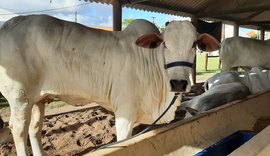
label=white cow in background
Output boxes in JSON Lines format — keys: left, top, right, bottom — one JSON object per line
{"left": 220, "top": 36, "right": 270, "bottom": 71}
{"left": 205, "top": 67, "right": 270, "bottom": 94}
{"left": 0, "top": 15, "right": 219, "bottom": 156}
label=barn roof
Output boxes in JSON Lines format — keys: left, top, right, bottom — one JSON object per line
{"left": 89, "top": 0, "right": 270, "bottom": 30}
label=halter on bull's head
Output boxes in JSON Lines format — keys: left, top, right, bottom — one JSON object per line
{"left": 136, "top": 21, "right": 220, "bottom": 93}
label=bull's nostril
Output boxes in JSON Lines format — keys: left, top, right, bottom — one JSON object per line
{"left": 180, "top": 80, "right": 188, "bottom": 90}
{"left": 170, "top": 80, "right": 188, "bottom": 92}
{"left": 170, "top": 80, "right": 177, "bottom": 89}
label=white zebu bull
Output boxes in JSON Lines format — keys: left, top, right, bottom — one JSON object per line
{"left": 220, "top": 36, "right": 270, "bottom": 71}
{"left": 205, "top": 67, "right": 270, "bottom": 94}
{"left": 0, "top": 15, "right": 219, "bottom": 156}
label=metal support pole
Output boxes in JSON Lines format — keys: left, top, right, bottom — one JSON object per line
{"left": 219, "top": 23, "right": 225, "bottom": 69}
{"left": 205, "top": 53, "right": 208, "bottom": 71}
{"left": 221, "top": 23, "right": 225, "bottom": 41}
{"left": 260, "top": 27, "right": 265, "bottom": 40}
{"left": 113, "top": 0, "right": 122, "bottom": 31}
{"left": 233, "top": 22, "right": 239, "bottom": 37}
{"left": 191, "top": 16, "right": 198, "bottom": 85}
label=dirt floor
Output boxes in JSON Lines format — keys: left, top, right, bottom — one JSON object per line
{"left": 0, "top": 105, "right": 183, "bottom": 156}
{"left": 0, "top": 106, "right": 117, "bottom": 156}
{"left": 0, "top": 105, "right": 187, "bottom": 156}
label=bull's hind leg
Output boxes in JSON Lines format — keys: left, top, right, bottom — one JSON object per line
{"left": 29, "top": 102, "right": 45, "bottom": 156}
{"left": 8, "top": 89, "right": 34, "bottom": 156}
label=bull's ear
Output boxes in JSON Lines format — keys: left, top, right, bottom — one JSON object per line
{"left": 197, "top": 33, "right": 220, "bottom": 52}
{"left": 136, "top": 32, "right": 163, "bottom": 49}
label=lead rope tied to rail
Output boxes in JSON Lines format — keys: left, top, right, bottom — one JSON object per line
{"left": 96, "top": 92, "right": 180, "bottom": 150}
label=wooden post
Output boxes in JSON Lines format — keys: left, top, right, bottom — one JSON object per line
{"left": 260, "top": 27, "right": 265, "bottom": 40}
{"left": 233, "top": 22, "right": 239, "bottom": 37}
{"left": 219, "top": 23, "right": 225, "bottom": 69}
{"left": 221, "top": 23, "right": 225, "bottom": 41}
{"left": 113, "top": 0, "right": 122, "bottom": 31}
{"left": 205, "top": 53, "right": 208, "bottom": 71}
{"left": 191, "top": 16, "right": 198, "bottom": 84}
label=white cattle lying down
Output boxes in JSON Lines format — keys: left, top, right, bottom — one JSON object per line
{"left": 181, "top": 83, "right": 250, "bottom": 118}
{"left": 205, "top": 67, "right": 270, "bottom": 94}
{"left": 0, "top": 15, "right": 219, "bottom": 155}
{"left": 220, "top": 36, "right": 270, "bottom": 71}
{"left": 181, "top": 66, "right": 270, "bottom": 118}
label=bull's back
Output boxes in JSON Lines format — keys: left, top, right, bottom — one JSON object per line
{"left": 0, "top": 15, "right": 73, "bottom": 63}
{"left": 0, "top": 15, "right": 117, "bottom": 102}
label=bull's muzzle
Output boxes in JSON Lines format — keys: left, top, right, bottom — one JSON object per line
{"left": 170, "top": 80, "right": 188, "bottom": 92}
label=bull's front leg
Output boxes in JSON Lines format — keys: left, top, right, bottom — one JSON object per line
{"left": 8, "top": 90, "right": 34, "bottom": 156}
{"left": 114, "top": 103, "right": 137, "bottom": 141}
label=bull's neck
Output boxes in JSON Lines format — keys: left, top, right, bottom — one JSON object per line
{"left": 138, "top": 46, "right": 171, "bottom": 101}
{"left": 143, "top": 48, "right": 180, "bottom": 123}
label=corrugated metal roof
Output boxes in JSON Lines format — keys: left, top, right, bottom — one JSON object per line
{"left": 88, "top": 0, "right": 270, "bottom": 30}
{"left": 89, "top": 0, "right": 113, "bottom": 5}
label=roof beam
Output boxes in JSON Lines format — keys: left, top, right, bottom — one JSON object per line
{"left": 240, "top": 21, "right": 270, "bottom": 25}
{"left": 205, "top": 15, "right": 239, "bottom": 23}
{"left": 241, "top": 11, "right": 265, "bottom": 22}
{"left": 197, "top": 5, "right": 270, "bottom": 18}
{"left": 195, "top": 0, "right": 220, "bottom": 13}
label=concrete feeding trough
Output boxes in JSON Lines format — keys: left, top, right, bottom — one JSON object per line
{"left": 87, "top": 89, "right": 270, "bottom": 156}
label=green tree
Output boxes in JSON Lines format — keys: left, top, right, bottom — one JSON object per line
{"left": 159, "top": 26, "right": 165, "bottom": 32}
{"left": 250, "top": 34, "right": 258, "bottom": 39}
{"left": 122, "top": 18, "right": 135, "bottom": 27}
